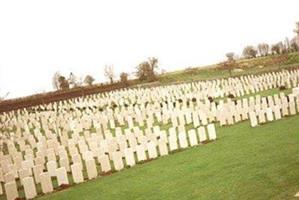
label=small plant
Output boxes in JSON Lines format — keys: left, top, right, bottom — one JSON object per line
{"left": 279, "top": 86, "right": 286, "bottom": 91}
{"left": 227, "top": 94, "right": 235, "bottom": 99}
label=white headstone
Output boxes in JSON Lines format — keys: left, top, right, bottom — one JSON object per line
{"left": 147, "top": 141, "right": 158, "bottom": 159}
{"left": 22, "top": 176, "right": 37, "bottom": 199}
{"left": 32, "top": 164, "right": 43, "bottom": 184}
{"left": 249, "top": 111, "right": 258, "bottom": 127}
{"left": 98, "top": 155, "right": 111, "bottom": 173}
{"left": 4, "top": 181, "right": 18, "bottom": 200}
{"left": 188, "top": 129, "right": 198, "bottom": 146}
{"left": 85, "top": 159, "right": 98, "bottom": 180}
{"left": 265, "top": 108, "right": 274, "bottom": 122}
{"left": 40, "top": 172, "right": 54, "bottom": 194}
{"left": 197, "top": 127, "right": 207, "bottom": 142}
{"left": 168, "top": 135, "right": 178, "bottom": 151}
{"left": 46, "top": 160, "right": 57, "bottom": 177}
{"left": 158, "top": 140, "right": 169, "bottom": 156}
{"left": 124, "top": 148, "right": 136, "bottom": 167}
{"left": 136, "top": 145, "right": 147, "bottom": 162}
{"left": 178, "top": 131, "right": 188, "bottom": 148}
{"left": 71, "top": 163, "right": 84, "bottom": 184}
{"left": 56, "top": 167, "right": 69, "bottom": 186}
{"left": 207, "top": 124, "right": 217, "bottom": 140}
{"left": 112, "top": 152, "right": 124, "bottom": 171}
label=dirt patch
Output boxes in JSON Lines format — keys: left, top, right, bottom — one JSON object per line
{"left": 100, "top": 171, "right": 114, "bottom": 176}
{"left": 56, "top": 184, "right": 70, "bottom": 191}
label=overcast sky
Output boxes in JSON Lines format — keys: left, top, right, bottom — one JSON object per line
{"left": 0, "top": 0, "right": 299, "bottom": 98}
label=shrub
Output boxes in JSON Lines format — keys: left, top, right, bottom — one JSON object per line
{"left": 227, "top": 94, "right": 235, "bottom": 98}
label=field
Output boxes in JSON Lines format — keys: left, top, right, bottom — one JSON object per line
{"left": 2, "top": 53, "right": 299, "bottom": 200}
{"left": 34, "top": 115, "right": 299, "bottom": 200}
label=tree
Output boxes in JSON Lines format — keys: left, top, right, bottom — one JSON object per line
{"left": 294, "top": 22, "right": 299, "bottom": 47}
{"left": 290, "top": 38, "right": 299, "bottom": 51}
{"left": 120, "top": 72, "right": 129, "bottom": 86}
{"left": 293, "top": 22, "right": 299, "bottom": 36}
{"left": 104, "top": 65, "right": 115, "bottom": 84}
{"left": 284, "top": 37, "right": 291, "bottom": 52}
{"left": 242, "top": 46, "right": 257, "bottom": 58}
{"left": 271, "top": 43, "right": 281, "bottom": 55}
{"left": 136, "top": 57, "right": 159, "bottom": 81}
{"left": 84, "top": 75, "right": 95, "bottom": 86}
{"left": 277, "top": 41, "right": 286, "bottom": 54}
{"left": 257, "top": 43, "right": 269, "bottom": 56}
{"left": 52, "top": 72, "right": 61, "bottom": 90}
{"left": 148, "top": 57, "right": 158, "bottom": 72}
{"left": 225, "top": 52, "right": 235, "bottom": 61}
{"left": 68, "top": 72, "right": 79, "bottom": 88}
{"left": 0, "top": 92, "right": 9, "bottom": 101}
{"left": 219, "top": 52, "right": 236, "bottom": 76}
{"left": 58, "top": 75, "right": 69, "bottom": 90}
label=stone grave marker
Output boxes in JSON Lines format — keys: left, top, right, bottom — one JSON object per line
{"left": 4, "top": 181, "right": 18, "bottom": 200}
{"left": 188, "top": 129, "right": 198, "bottom": 146}
{"left": 40, "top": 172, "right": 54, "bottom": 194}
{"left": 207, "top": 124, "right": 217, "bottom": 140}
{"left": 197, "top": 126, "right": 207, "bottom": 142}
{"left": 71, "top": 163, "right": 84, "bottom": 184}
{"left": 56, "top": 167, "right": 69, "bottom": 186}
{"left": 85, "top": 159, "right": 98, "bottom": 180}
{"left": 22, "top": 176, "right": 37, "bottom": 199}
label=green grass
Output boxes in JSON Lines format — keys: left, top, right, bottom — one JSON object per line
{"left": 158, "top": 51, "right": 299, "bottom": 84}
{"left": 33, "top": 115, "right": 299, "bottom": 200}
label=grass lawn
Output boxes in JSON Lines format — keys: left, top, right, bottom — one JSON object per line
{"left": 158, "top": 52, "right": 299, "bottom": 84}
{"left": 34, "top": 115, "right": 299, "bottom": 200}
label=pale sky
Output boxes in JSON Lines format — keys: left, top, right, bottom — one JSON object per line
{"left": 0, "top": 0, "right": 299, "bottom": 98}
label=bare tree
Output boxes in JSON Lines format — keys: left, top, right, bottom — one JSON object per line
{"left": 84, "top": 75, "right": 95, "bottom": 86}
{"left": 242, "top": 46, "right": 257, "bottom": 58}
{"left": 148, "top": 57, "right": 158, "bottom": 73}
{"left": 271, "top": 43, "right": 281, "bottom": 55}
{"left": 68, "top": 72, "right": 79, "bottom": 88}
{"left": 257, "top": 43, "right": 269, "bottom": 56}
{"left": 277, "top": 41, "right": 286, "bottom": 54}
{"left": 219, "top": 52, "right": 236, "bottom": 76}
{"left": 52, "top": 71, "right": 61, "bottom": 90}
{"left": 0, "top": 92, "right": 9, "bottom": 101}
{"left": 104, "top": 65, "right": 115, "bottom": 84}
{"left": 120, "top": 72, "right": 129, "bottom": 86}
{"left": 136, "top": 57, "right": 159, "bottom": 81}
{"left": 294, "top": 22, "right": 299, "bottom": 47}
{"left": 284, "top": 37, "right": 291, "bottom": 52}
{"left": 290, "top": 38, "right": 299, "bottom": 51}
{"left": 293, "top": 22, "right": 299, "bottom": 36}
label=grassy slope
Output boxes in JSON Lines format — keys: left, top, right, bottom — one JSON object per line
{"left": 158, "top": 52, "right": 299, "bottom": 84}
{"left": 34, "top": 115, "right": 299, "bottom": 200}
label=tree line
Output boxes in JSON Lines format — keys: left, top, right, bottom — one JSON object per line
{"left": 52, "top": 57, "right": 159, "bottom": 90}
{"left": 242, "top": 22, "right": 299, "bottom": 59}
{"left": 52, "top": 22, "right": 299, "bottom": 91}
{"left": 219, "top": 22, "right": 299, "bottom": 74}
